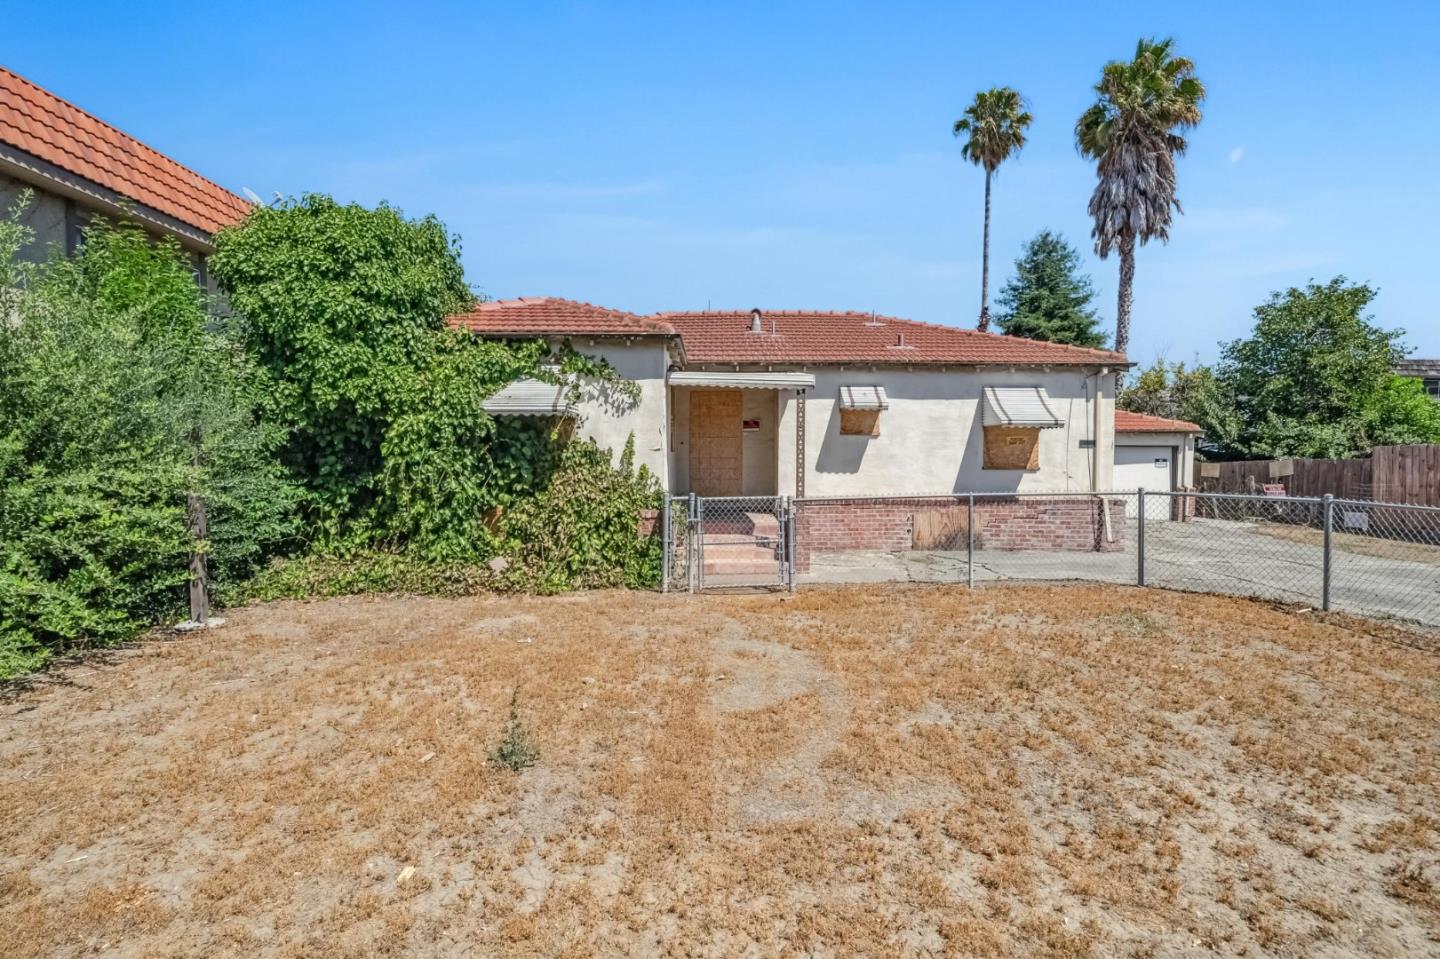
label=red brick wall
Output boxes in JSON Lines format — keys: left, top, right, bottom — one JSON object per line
{"left": 793, "top": 496, "right": 1128, "bottom": 572}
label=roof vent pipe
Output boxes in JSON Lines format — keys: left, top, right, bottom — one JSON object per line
{"left": 750, "top": 308, "right": 763, "bottom": 333}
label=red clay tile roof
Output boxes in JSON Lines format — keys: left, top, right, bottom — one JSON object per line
{"left": 0, "top": 65, "right": 251, "bottom": 236}
{"left": 658, "top": 310, "right": 1127, "bottom": 366}
{"left": 1115, "top": 410, "right": 1202, "bottom": 434}
{"left": 448, "top": 297, "right": 677, "bottom": 337}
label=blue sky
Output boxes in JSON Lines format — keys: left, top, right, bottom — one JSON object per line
{"left": 9, "top": 1, "right": 1440, "bottom": 364}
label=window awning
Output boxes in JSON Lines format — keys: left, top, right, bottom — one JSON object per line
{"left": 667, "top": 371, "right": 816, "bottom": 390}
{"left": 838, "top": 385, "right": 889, "bottom": 410}
{"left": 483, "top": 378, "right": 576, "bottom": 417}
{"left": 981, "top": 386, "right": 1064, "bottom": 428}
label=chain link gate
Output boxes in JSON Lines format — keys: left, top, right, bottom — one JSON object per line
{"left": 663, "top": 495, "right": 794, "bottom": 592}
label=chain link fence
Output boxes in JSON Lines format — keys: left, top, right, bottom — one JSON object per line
{"left": 662, "top": 489, "right": 1440, "bottom": 629}
{"left": 664, "top": 495, "right": 791, "bottom": 591}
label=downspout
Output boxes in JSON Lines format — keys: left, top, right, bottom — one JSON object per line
{"left": 1094, "top": 367, "right": 1114, "bottom": 544}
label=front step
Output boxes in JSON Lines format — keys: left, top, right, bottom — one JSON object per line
{"left": 702, "top": 540, "right": 782, "bottom": 577}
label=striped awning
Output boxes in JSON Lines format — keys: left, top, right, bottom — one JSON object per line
{"left": 981, "top": 386, "right": 1063, "bottom": 428}
{"left": 483, "top": 378, "right": 576, "bottom": 417}
{"left": 667, "top": 371, "right": 816, "bottom": 390}
{"left": 838, "top": 385, "right": 889, "bottom": 410}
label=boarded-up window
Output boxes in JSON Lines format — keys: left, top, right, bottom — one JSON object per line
{"left": 983, "top": 426, "right": 1040, "bottom": 470}
{"left": 839, "top": 408, "right": 881, "bottom": 436}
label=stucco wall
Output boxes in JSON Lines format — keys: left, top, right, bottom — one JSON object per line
{"left": 740, "top": 389, "right": 779, "bottom": 495}
{"left": 567, "top": 340, "right": 671, "bottom": 487}
{"left": 774, "top": 367, "right": 1117, "bottom": 498}
{"left": 1116, "top": 431, "right": 1196, "bottom": 488}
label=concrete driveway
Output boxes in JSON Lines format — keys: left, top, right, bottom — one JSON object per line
{"left": 799, "top": 517, "right": 1440, "bottom": 628}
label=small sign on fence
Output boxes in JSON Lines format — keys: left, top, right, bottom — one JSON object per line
{"left": 1261, "top": 483, "right": 1287, "bottom": 497}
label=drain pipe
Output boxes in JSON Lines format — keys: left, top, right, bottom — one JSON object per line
{"left": 1094, "top": 367, "right": 1114, "bottom": 544}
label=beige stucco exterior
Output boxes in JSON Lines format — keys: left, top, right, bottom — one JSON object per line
{"left": 665, "top": 365, "right": 1119, "bottom": 497}
{"left": 1114, "top": 430, "right": 1197, "bottom": 491}
{"left": 562, "top": 339, "right": 673, "bottom": 488}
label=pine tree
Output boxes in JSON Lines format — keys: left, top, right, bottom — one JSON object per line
{"left": 995, "top": 231, "right": 1107, "bottom": 348}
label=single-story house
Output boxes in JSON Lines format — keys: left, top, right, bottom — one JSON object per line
{"left": 0, "top": 65, "right": 249, "bottom": 289}
{"left": 449, "top": 297, "right": 1158, "bottom": 500}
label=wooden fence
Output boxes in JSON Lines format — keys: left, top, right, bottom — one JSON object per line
{"left": 1194, "top": 444, "right": 1440, "bottom": 506}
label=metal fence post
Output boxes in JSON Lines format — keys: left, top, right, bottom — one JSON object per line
{"left": 691, "top": 492, "right": 702, "bottom": 590}
{"left": 660, "top": 496, "right": 671, "bottom": 594}
{"left": 1322, "top": 493, "right": 1333, "bottom": 611}
{"left": 786, "top": 496, "right": 797, "bottom": 593}
{"left": 966, "top": 493, "right": 975, "bottom": 589}
{"left": 1136, "top": 488, "right": 1146, "bottom": 587}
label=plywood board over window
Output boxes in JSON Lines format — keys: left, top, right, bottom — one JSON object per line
{"left": 983, "top": 426, "right": 1041, "bottom": 470}
{"left": 839, "top": 408, "right": 881, "bottom": 436}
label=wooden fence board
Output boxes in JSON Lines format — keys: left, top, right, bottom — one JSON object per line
{"left": 1195, "top": 444, "right": 1438, "bottom": 505}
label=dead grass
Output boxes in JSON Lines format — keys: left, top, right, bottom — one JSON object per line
{"left": 3, "top": 584, "right": 1439, "bottom": 957}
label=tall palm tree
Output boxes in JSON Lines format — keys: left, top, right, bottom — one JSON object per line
{"left": 1076, "top": 37, "right": 1205, "bottom": 355}
{"left": 954, "top": 87, "right": 1032, "bottom": 332}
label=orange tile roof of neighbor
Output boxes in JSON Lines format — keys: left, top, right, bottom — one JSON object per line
{"left": 448, "top": 298, "right": 678, "bottom": 336}
{"left": 1114, "top": 410, "right": 1203, "bottom": 434}
{"left": 657, "top": 310, "right": 1128, "bottom": 366}
{"left": 0, "top": 65, "right": 251, "bottom": 236}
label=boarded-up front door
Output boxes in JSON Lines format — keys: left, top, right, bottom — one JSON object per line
{"left": 688, "top": 390, "right": 742, "bottom": 496}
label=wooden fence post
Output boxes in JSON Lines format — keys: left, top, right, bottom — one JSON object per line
{"left": 187, "top": 493, "right": 209, "bottom": 623}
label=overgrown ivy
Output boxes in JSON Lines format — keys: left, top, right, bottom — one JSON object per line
{"left": 209, "top": 194, "right": 642, "bottom": 564}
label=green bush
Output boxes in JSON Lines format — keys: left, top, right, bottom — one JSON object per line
{"left": 0, "top": 204, "right": 298, "bottom": 676}
{"left": 497, "top": 436, "right": 663, "bottom": 592}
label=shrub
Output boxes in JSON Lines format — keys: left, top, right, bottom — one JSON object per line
{"left": 497, "top": 436, "right": 663, "bottom": 593}
{"left": 0, "top": 203, "right": 297, "bottom": 676}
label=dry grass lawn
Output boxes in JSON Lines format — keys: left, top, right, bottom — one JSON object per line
{"left": 3, "top": 584, "right": 1439, "bottom": 957}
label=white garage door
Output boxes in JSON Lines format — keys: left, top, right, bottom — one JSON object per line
{"left": 1114, "top": 445, "right": 1175, "bottom": 516}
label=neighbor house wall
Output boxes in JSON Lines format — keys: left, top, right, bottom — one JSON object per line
{"left": 1, "top": 170, "right": 73, "bottom": 265}
{"left": 566, "top": 339, "right": 671, "bottom": 487}
{"left": 774, "top": 366, "right": 1116, "bottom": 498}
{"left": 1, "top": 170, "right": 221, "bottom": 296}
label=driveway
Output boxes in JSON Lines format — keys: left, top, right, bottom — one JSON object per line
{"left": 800, "top": 517, "right": 1440, "bottom": 627}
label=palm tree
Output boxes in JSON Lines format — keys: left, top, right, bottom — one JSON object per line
{"left": 1076, "top": 37, "right": 1205, "bottom": 355}
{"left": 954, "top": 87, "right": 1032, "bottom": 332}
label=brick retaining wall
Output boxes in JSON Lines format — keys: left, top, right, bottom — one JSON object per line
{"left": 793, "top": 496, "right": 1127, "bottom": 573}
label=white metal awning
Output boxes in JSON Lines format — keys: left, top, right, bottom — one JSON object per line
{"left": 482, "top": 378, "right": 576, "bottom": 417}
{"left": 838, "top": 385, "right": 889, "bottom": 410}
{"left": 667, "top": 371, "right": 816, "bottom": 390}
{"left": 981, "top": 386, "right": 1063, "bottom": 428}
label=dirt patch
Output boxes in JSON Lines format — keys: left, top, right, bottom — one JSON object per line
{"left": 3, "top": 585, "right": 1439, "bottom": 956}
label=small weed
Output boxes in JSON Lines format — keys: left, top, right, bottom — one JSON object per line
{"left": 491, "top": 689, "right": 539, "bottom": 772}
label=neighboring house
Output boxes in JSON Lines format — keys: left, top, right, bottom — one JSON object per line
{"left": 449, "top": 297, "right": 1133, "bottom": 498}
{"left": 0, "top": 65, "right": 249, "bottom": 287}
{"left": 1394, "top": 359, "right": 1440, "bottom": 400}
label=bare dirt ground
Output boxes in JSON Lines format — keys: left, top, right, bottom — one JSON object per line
{"left": 3, "top": 585, "right": 1439, "bottom": 958}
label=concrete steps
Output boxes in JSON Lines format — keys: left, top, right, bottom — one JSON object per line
{"left": 701, "top": 512, "right": 783, "bottom": 578}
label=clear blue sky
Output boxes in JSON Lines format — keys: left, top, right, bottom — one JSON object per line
{"left": 9, "top": 1, "right": 1440, "bottom": 364}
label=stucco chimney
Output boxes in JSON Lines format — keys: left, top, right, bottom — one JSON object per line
{"left": 750, "top": 308, "right": 763, "bottom": 333}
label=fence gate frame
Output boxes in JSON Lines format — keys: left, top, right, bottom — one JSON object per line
{"left": 663, "top": 495, "right": 794, "bottom": 593}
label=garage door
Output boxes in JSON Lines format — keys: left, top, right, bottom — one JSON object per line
{"left": 1114, "top": 445, "right": 1175, "bottom": 517}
